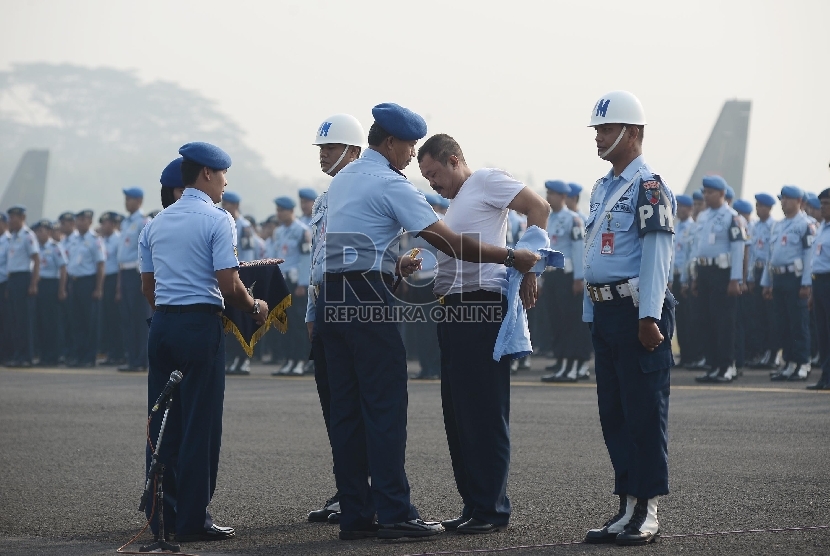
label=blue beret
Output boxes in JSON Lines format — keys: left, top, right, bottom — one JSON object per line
{"left": 274, "top": 196, "right": 296, "bottom": 210}
{"left": 371, "top": 103, "right": 427, "bottom": 141}
{"left": 31, "top": 218, "right": 51, "bottom": 230}
{"left": 567, "top": 182, "right": 583, "bottom": 196}
{"left": 725, "top": 185, "right": 735, "bottom": 201}
{"left": 298, "top": 188, "right": 318, "bottom": 201}
{"left": 6, "top": 205, "right": 26, "bottom": 215}
{"left": 806, "top": 192, "right": 820, "bottom": 210}
{"left": 702, "top": 175, "right": 728, "bottom": 191}
{"left": 754, "top": 193, "right": 776, "bottom": 207}
{"left": 733, "top": 199, "right": 753, "bottom": 215}
{"left": 58, "top": 212, "right": 75, "bottom": 222}
{"left": 178, "top": 142, "right": 232, "bottom": 170}
{"left": 544, "top": 180, "right": 571, "bottom": 194}
{"left": 0, "top": 213, "right": 7, "bottom": 223}
{"left": 75, "top": 209, "right": 93, "bottom": 219}
{"left": 122, "top": 187, "right": 144, "bottom": 199}
{"left": 222, "top": 191, "right": 241, "bottom": 204}
{"left": 779, "top": 185, "right": 804, "bottom": 200}
{"left": 692, "top": 190, "right": 703, "bottom": 201}
{"left": 160, "top": 157, "right": 184, "bottom": 189}
{"left": 676, "top": 194, "right": 693, "bottom": 207}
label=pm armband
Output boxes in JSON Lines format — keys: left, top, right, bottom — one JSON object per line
{"left": 635, "top": 177, "right": 674, "bottom": 237}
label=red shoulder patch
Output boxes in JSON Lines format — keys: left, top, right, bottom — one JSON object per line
{"left": 642, "top": 180, "right": 660, "bottom": 190}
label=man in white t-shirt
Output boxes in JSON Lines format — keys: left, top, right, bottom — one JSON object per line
{"left": 417, "top": 134, "right": 550, "bottom": 534}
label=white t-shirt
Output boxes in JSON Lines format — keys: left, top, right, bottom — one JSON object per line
{"left": 433, "top": 168, "right": 525, "bottom": 295}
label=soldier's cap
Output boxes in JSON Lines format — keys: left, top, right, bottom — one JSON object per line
{"left": 544, "top": 180, "right": 571, "bottom": 194}
{"left": 692, "top": 190, "right": 704, "bottom": 201}
{"left": 6, "top": 205, "right": 26, "bottom": 216}
{"left": 567, "top": 183, "right": 583, "bottom": 197}
{"left": 371, "top": 103, "right": 427, "bottom": 141}
{"left": 0, "top": 213, "right": 7, "bottom": 223}
{"left": 75, "top": 209, "right": 94, "bottom": 219}
{"left": 122, "top": 187, "right": 144, "bottom": 199}
{"left": 114, "top": 213, "right": 124, "bottom": 223}
{"left": 99, "top": 211, "right": 119, "bottom": 223}
{"left": 160, "top": 157, "right": 184, "bottom": 189}
{"left": 31, "top": 219, "right": 52, "bottom": 230}
{"left": 806, "top": 192, "right": 820, "bottom": 210}
{"left": 58, "top": 211, "right": 75, "bottom": 222}
{"left": 222, "top": 191, "right": 241, "bottom": 204}
{"left": 725, "top": 185, "right": 735, "bottom": 201}
{"left": 733, "top": 199, "right": 753, "bottom": 215}
{"left": 702, "top": 175, "right": 728, "bottom": 191}
{"left": 818, "top": 188, "right": 830, "bottom": 201}
{"left": 676, "top": 194, "right": 693, "bottom": 207}
{"left": 274, "top": 196, "right": 296, "bottom": 210}
{"left": 298, "top": 187, "right": 318, "bottom": 201}
{"left": 778, "top": 185, "right": 804, "bottom": 200}
{"left": 754, "top": 193, "right": 776, "bottom": 207}
{"left": 178, "top": 142, "right": 232, "bottom": 170}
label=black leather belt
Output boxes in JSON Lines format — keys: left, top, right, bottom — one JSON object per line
{"left": 156, "top": 304, "right": 222, "bottom": 315}
{"left": 324, "top": 271, "right": 394, "bottom": 285}
{"left": 813, "top": 272, "right": 830, "bottom": 282}
{"left": 436, "top": 289, "right": 503, "bottom": 305}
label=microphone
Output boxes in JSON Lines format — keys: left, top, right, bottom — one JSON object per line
{"left": 151, "top": 371, "right": 183, "bottom": 413}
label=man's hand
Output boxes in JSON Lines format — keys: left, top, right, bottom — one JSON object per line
{"left": 519, "top": 273, "right": 537, "bottom": 309}
{"left": 58, "top": 289, "right": 67, "bottom": 301}
{"left": 638, "top": 318, "right": 664, "bottom": 352}
{"left": 572, "top": 278, "right": 584, "bottom": 297}
{"left": 294, "top": 285, "right": 307, "bottom": 297}
{"left": 306, "top": 321, "right": 314, "bottom": 342}
{"left": 763, "top": 286, "right": 773, "bottom": 300}
{"left": 799, "top": 286, "right": 811, "bottom": 300}
{"left": 397, "top": 255, "right": 422, "bottom": 278}
{"left": 747, "top": 281, "right": 755, "bottom": 293}
{"left": 28, "top": 283, "right": 37, "bottom": 296}
{"left": 114, "top": 288, "right": 121, "bottom": 302}
{"left": 513, "top": 248, "right": 541, "bottom": 274}
{"left": 727, "top": 280, "right": 742, "bottom": 296}
{"left": 92, "top": 288, "right": 103, "bottom": 300}
{"left": 251, "top": 299, "right": 269, "bottom": 326}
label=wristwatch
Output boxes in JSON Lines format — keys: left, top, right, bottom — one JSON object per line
{"left": 504, "top": 247, "right": 515, "bottom": 268}
{"left": 250, "top": 299, "right": 261, "bottom": 315}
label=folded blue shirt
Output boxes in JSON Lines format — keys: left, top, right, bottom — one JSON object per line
{"left": 493, "top": 226, "right": 564, "bottom": 361}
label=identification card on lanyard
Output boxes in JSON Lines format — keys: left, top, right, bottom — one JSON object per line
{"left": 601, "top": 214, "right": 614, "bottom": 255}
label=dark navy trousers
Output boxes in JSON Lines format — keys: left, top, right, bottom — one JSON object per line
{"left": 437, "top": 299, "right": 511, "bottom": 526}
{"left": 35, "top": 278, "right": 62, "bottom": 365}
{"left": 146, "top": 309, "right": 225, "bottom": 536}
{"left": 310, "top": 321, "right": 337, "bottom": 483}
{"left": 317, "top": 277, "right": 419, "bottom": 531}
{"left": 812, "top": 275, "right": 830, "bottom": 383}
{"left": 101, "top": 273, "right": 123, "bottom": 361}
{"left": 120, "top": 270, "right": 149, "bottom": 368}
{"left": 772, "top": 272, "right": 810, "bottom": 364}
{"left": 697, "top": 267, "right": 737, "bottom": 369}
{"left": 7, "top": 272, "right": 35, "bottom": 363}
{"left": 544, "top": 271, "right": 592, "bottom": 361}
{"left": 591, "top": 294, "right": 674, "bottom": 499}
{"left": 68, "top": 275, "right": 98, "bottom": 365}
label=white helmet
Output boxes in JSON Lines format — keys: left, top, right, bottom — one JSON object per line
{"left": 588, "top": 91, "right": 647, "bottom": 127}
{"left": 312, "top": 113, "right": 365, "bottom": 147}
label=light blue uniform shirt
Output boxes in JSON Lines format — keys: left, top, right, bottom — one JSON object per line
{"left": 6, "top": 226, "right": 40, "bottom": 273}
{"left": 507, "top": 210, "right": 527, "bottom": 247}
{"left": 117, "top": 210, "right": 148, "bottom": 267}
{"left": 546, "top": 208, "right": 584, "bottom": 279}
{"left": 811, "top": 221, "right": 830, "bottom": 274}
{"left": 102, "top": 231, "right": 121, "bottom": 275}
{"left": 748, "top": 218, "right": 775, "bottom": 271}
{"left": 306, "top": 191, "right": 328, "bottom": 323}
{"left": 689, "top": 204, "right": 745, "bottom": 282}
{"left": 299, "top": 214, "right": 312, "bottom": 227}
{"left": 66, "top": 231, "right": 105, "bottom": 277}
{"left": 672, "top": 217, "right": 694, "bottom": 277}
{"left": 582, "top": 155, "right": 676, "bottom": 322}
{"left": 0, "top": 232, "right": 10, "bottom": 283}
{"left": 760, "top": 211, "right": 816, "bottom": 287}
{"left": 323, "top": 149, "right": 439, "bottom": 276}
{"left": 39, "top": 239, "right": 67, "bottom": 279}
{"left": 271, "top": 219, "right": 311, "bottom": 286}
{"left": 139, "top": 188, "right": 239, "bottom": 307}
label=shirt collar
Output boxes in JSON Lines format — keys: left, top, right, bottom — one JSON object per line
{"left": 363, "top": 148, "right": 391, "bottom": 166}
{"left": 603, "top": 154, "right": 645, "bottom": 183}
{"left": 182, "top": 188, "right": 215, "bottom": 205}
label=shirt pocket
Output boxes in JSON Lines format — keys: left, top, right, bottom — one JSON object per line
{"left": 607, "top": 212, "right": 637, "bottom": 256}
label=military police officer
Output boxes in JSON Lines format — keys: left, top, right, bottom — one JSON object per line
{"left": 747, "top": 193, "right": 780, "bottom": 369}
{"left": 0, "top": 213, "right": 10, "bottom": 363}
{"left": 670, "top": 195, "right": 697, "bottom": 367}
{"left": 221, "top": 191, "right": 255, "bottom": 375}
{"left": 807, "top": 188, "right": 830, "bottom": 390}
{"left": 762, "top": 185, "right": 816, "bottom": 381}
{"left": 65, "top": 210, "right": 105, "bottom": 367}
{"left": 117, "top": 187, "right": 150, "bottom": 372}
{"left": 32, "top": 219, "right": 67, "bottom": 367}
{"left": 99, "top": 211, "right": 124, "bottom": 365}
{"left": 4, "top": 206, "right": 40, "bottom": 367}
{"left": 298, "top": 188, "right": 317, "bottom": 227}
{"left": 581, "top": 91, "right": 676, "bottom": 546}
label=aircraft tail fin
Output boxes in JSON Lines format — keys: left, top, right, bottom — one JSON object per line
{"left": 1, "top": 150, "right": 50, "bottom": 221}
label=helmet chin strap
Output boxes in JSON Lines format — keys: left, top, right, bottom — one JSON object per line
{"left": 601, "top": 125, "right": 627, "bottom": 159}
{"left": 325, "top": 146, "right": 351, "bottom": 176}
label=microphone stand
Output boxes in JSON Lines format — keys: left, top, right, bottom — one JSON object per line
{"left": 138, "top": 394, "right": 180, "bottom": 553}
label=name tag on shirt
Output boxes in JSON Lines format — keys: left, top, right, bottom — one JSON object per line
{"left": 601, "top": 232, "right": 615, "bottom": 255}
{"left": 782, "top": 236, "right": 787, "bottom": 246}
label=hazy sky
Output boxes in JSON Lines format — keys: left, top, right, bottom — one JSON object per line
{"left": 2, "top": 0, "right": 829, "bottom": 214}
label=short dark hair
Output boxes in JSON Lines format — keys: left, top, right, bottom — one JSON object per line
{"left": 417, "top": 133, "right": 466, "bottom": 165}
{"left": 367, "top": 122, "right": 391, "bottom": 147}
{"left": 634, "top": 125, "right": 644, "bottom": 143}
{"left": 180, "top": 159, "right": 203, "bottom": 187}
{"left": 160, "top": 186, "right": 176, "bottom": 209}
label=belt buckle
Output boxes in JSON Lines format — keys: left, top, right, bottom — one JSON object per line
{"left": 437, "top": 295, "right": 445, "bottom": 305}
{"left": 588, "top": 286, "right": 599, "bottom": 303}
{"left": 600, "top": 285, "right": 613, "bottom": 301}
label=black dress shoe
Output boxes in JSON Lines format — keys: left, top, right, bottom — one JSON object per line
{"left": 175, "top": 524, "right": 235, "bottom": 543}
{"left": 339, "top": 523, "right": 379, "bottom": 540}
{"left": 585, "top": 494, "right": 631, "bottom": 544}
{"left": 440, "top": 516, "right": 469, "bottom": 530}
{"left": 456, "top": 518, "right": 501, "bottom": 534}
{"left": 378, "top": 519, "right": 444, "bottom": 539}
{"left": 327, "top": 511, "right": 340, "bottom": 524}
{"left": 806, "top": 381, "right": 830, "bottom": 390}
{"left": 308, "top": 495, "right": 340, "bottom": 522}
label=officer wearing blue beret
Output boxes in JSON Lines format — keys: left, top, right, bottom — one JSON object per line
{"left": 318, "top": 102, "right": 539, "bottom": 541}
{"left": 298, "top": 188, "right": 317, "bottom": 226}
{"left": 98, "top": 211, "right": 124, "bottom": 366}
{"left": 732, "top": 199, "right": 755, "bottom": 369}
{"left": 803, "top": 193, "right": 822, "bottom": 364}
{"left": 582, "top": 91, "right": 675, "bottom": 546}
{"left": 566, "top": 182, "right": 589, "bottom": 222}
{"left": 540, "top": 180, "right": 592, "bottom": 382}
{"left": 139, "top": 141, "right": 265, "bottom": 543}
{"left": 32, "top": 218, "right": 67, "bottom": 366}
{"left": 761, "top": 185, "right": 816, "bottom": 381}
{"left": 724, "top": 185, "right": 735, "bottom": 204}
{"left": 669, "top": 195, "right": 697, "bottom": 367}
{"left": 0, "top": 212, "right": 9, "bottom": 362}
{"left": 55, "top": 211, "right": 77, "bottom": 363}
{"left": 65, "top": 209, "right": 105, "bottom": 367}
{"left": 691, "top": 190, "right": 705, "bottom": 219}
{"left": 160, "top": 157, "right": 186, "bottom": 208}
{"left": 805, "top": 192, "right": 822, "bottom": 222}
{"left": 117, "top": 185, "right": 150, "bottom": 372}
{"left": 745, "top": 193, "right": 781, "bottom": 369}
{"left": 687, "top": 176, "right": 746, "bottom": 383}
{"left": 807, "top": 188, "right": 830, "bottom": 389}
{"left": 4, "top": 205, "right": 40, "bottom": 367}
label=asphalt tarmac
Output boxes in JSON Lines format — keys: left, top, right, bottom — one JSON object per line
{"left": 1, "top": 359, "right": 828, "bottom": 556}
